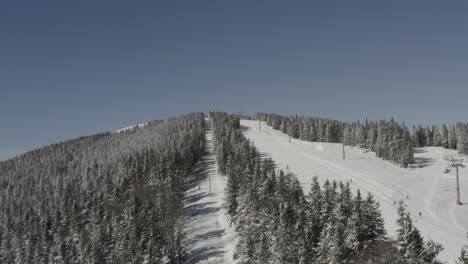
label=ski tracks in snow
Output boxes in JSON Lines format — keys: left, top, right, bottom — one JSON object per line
{"left": 272, "top": 130, "right": 405, "bottom": 206}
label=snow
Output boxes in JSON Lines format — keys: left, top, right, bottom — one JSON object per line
{"left": 242, "top": 120, "right": 468, "bottom": 263}
{"left": 183, "top": 118, "right": 238, "bottom": 264}
{"left": 115, "top": 123, "right": 148, "bottom": 133}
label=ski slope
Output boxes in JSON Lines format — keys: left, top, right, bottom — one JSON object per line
{"left": 115, "top": 122, "right": 149, "bottom": 133}
{"left": 241, "top": 120, "right": 468, "bottom": 263}
{"left": 183, "top": 118, "right": 237, "bottom": 264}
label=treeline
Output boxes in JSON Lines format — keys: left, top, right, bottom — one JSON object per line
{"left": 411, "top": 123, "right": 468, "bottom": 154}
{"left": 0, "top": 113, "right": 205, "bottom": 264}
{"left": 257, "top": 114, "right": 468, "bottom": 165}
{"left": 459, "top": 234, "right": 468, "bottom": 264}
{"left": 257, "top": 113, "right": 414, "bottom": 167}
{"left": 210, "top": 112, "right": 443, "bottom": 263}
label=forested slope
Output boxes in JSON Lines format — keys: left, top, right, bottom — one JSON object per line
{"left": 0, "top": 113, "right": 205, "bottom": 264}
{"left": 211, "top": 113, "right": 395, "bottom": 263}
{"left": 241, "top": 119, "right": 459, "bottom": 263}
{"left": 0, "top": 111, "right": 456, "bottom": 263}
{"left": 210, "top": 112, "right": 444, "bottom": 263}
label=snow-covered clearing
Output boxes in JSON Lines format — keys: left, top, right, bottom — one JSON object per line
{"left": 241, "top": 120, "right": 468, "bottom": 263}
{"left": 183, "top": 118, "right": 237, "bottom": 264}
{"left": 115, "top": 122, "right": 148, "bottom": 133}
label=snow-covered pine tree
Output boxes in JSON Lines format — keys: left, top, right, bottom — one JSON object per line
{"left": 426, "top": 126, "right": 434, "bottom": 147}
{"left": 317, "top": 206, "right": 348, "bottom": 264}
{"left": 233, "top": 187, "right": 260, "bottom": 264}
{"left": 396, "top": 201, "right": 443, "bottom": 264}
{"left": 343, "top": 126, "right": 352, "bottom": 146}
{"left": 411, "top": 125, "right": 419, "bottom": 148}
{"left": 321, "top": 180, "right": 338, "bottom": 224}
{"left": 309, "top": 123, "right": 318, "bottom": 142}
{"left": 346, "top": 190, "right": 364, "bottom": 253}
{"left": 225, "top": 165, "right": 240, "bottom": 217}
{"left": 396, "top": 201, "right": 424, "bottom": 263}
{"left": 299, "top": 120, "right": 309, "bottom": 141}
{"left": 280, "top": 118, "right": 288, "bottom": 134}
{"left": 416, "top": 126, "right": 427, "bottom": 147}
{"left": 441, "top": 124, "right": 449, "bottom": 149}
{"left": 349, "top": 124, "right": 357, "bottom": 146}
{"left": 255, "top": 224, "right": 273, "bottom": 264}
{"left": 449, "top": 125, "right": 458, "bottom": 149}
{"left": 304, "top": 176, "right": 324, "bottom": 262}
{"left": 458, "top": 233, "right": 468, "bottom": 264}
{"left": 361, "top": 193, "right": 386, "bottom": 248}
{"left": 338, "top": 182, "right": 353, "bottom": 221}
{"left": 355, "top": 124, "right": 366, "bottom": 148}
{"left": 316, "top": 223, "right": 335, "bottom": 264}
{"left": 401, "top": 128, "right": 414, "bottom": 168}
{"left": 457, "top": 123, "right": 468, "bottom": 155}
{"left": 375, "top": 122, "right": 389, "bottom": 159}
{"left": 325, "top": 124, "right": 333, "bottom": 143}
{"left": 320, "top": 122, "right": 327, "bottom": 142}
{"left": 433, "top": 126, "right": 442, "bottom": 147}
{"left": 367, "top": 123, "right": 377, "bottom": 150}
{"left": 288, "top": 117, "right": 300, "bottom": 139}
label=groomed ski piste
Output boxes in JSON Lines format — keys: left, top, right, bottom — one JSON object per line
{"left": 183, "top": 118, "right": 238, "bottom": 264}
{"left": 241, "top": 120, "right": 468, "bottom": 263}
{"left": 115, "top": 122, "right": 149, "bottom": 133}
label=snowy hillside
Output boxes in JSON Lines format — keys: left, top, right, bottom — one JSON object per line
{"left": 241, "top": 120, "right": 468, "bottom": 263}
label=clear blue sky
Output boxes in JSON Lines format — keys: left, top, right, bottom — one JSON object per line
{"left": 1, "top": 0, "right": 467, "bottom": 159}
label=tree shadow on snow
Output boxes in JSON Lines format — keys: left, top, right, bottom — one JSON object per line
{"left": 185, "top": 246, "right": 227, "bottom": 264}
{"left": 191, "top": 206, "right": 220, "bottom": 216}
{"left": 413, "top": 148, "right": 428, "bottom": 154}
{"left": 183, "top": 202, "right": 218, "bottom": 217}
{"left": 185, "top": 175, "right": 208, "bottom": 190}
{"left": 239, "top": 125, "right": 250, "bottom": 132}
{"left": 258, "top": 152, "right": 271, "bottom": 160}
{"left": 183, "top": 192, "right": 211, "bottom": 204}
{"left": 185, "top": 165, "right": 216, "bottom": 190}
{"left": 183, "top": 192, "right": 220, "bottom": 216}
{"left": 411, "top": 157, "right": 436, "bottom": 168}
{"left": 194, "top": 229, "right": 225, "bottom": 240}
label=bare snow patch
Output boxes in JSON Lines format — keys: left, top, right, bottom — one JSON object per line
{"left": 314, "top": 143, "right": 325, "bottom": 151}
{"left": 115, "top": 123, "right": 149, "bottom": 133}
